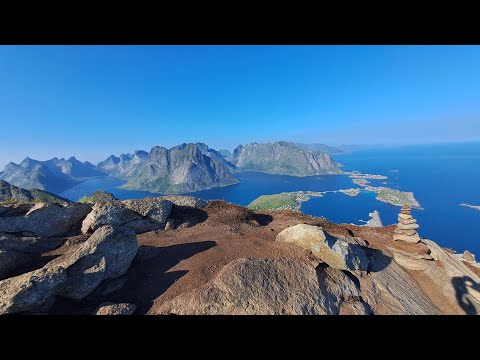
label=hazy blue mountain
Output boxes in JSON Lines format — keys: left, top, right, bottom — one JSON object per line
{"left": 219, "top": 149, "right": 232, "bottom": 158}
{"left": 98, "top": 143, "right": 240, "bottom": 194}
{"left": 0, "top": 156, "right": 105, "bottom": 193}
{"left": 231, "top": 141, "right": 342, "bottom": 176}
{"left": 98, "top": 151, "right": 148, "bottom": 178}
{"left": 295, "top": 143, "right": 345, "bottom": 155}
{"left": 0, "top": 180, "right": 70, "bottom": 203}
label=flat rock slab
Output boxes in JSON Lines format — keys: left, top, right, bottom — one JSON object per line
{"left": 276, "top": 224, "right": 369, "bottom": 271}
{"left": 0, "top": 202, "right": 91, "bottom": 237}
{"left": 156, "top": 257, "right": 367, "bottom": 315}
{"left": 0, "top": 266, "right": 66, "bottom": 314}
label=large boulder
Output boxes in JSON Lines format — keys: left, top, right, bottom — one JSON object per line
{"left": 0, "top": 233, "right": 64, "bottom": 254}
{"left": 0, "top": 249, "right": 30, "bottom": 279}
{"left": 50, "top": 225, "right": 138, "bottom": 300}
{"left": 121, "top": 198, "right": 172, "bottom": 223}
{"left": 0, "top": 266, "right": 66, "bottom": 314}
{"left": 0, "top": 202, "right": 91, "bottom": 237}
{"left": 93, "top": 302, "right": 137, "bottom": 315}
{"left": 81, "top": 202, "right": 164, "bottom": 235}
{"left": 160, "top": 195, "right": 208, "bottom": 209}
{"left": 276, "top": 224, "right": 369, "bottom": 271}
{"left": 156, "top": 257, "right": 368, "bottom": 315}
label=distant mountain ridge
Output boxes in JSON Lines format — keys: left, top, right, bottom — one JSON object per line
{"left": 0, "top": 141, "right": 343, "bottom": 195}
{"left": 0, "top": 180, "right": 70, "bottom": 204}
{"left": 0, "top": 156, "right": 105, "bottom": 193}
{"left": 230, "top": 141, "right": 341, "bottom": 176}
{"left": 99, "top": 143, "right": 239, "bottom": 194}
{"left": 295, "top": 143, "right": 345, "bottom": 155}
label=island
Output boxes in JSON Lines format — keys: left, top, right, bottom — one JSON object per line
{"left": 248, "top": 182, "right": 421, "bottom": 212}
{"left": 352, "top": 178, "right": 370, "bottom": 186}
{"left": 338, "top": 188, "right": 361, "bottom": 196}
{"left": 247, "top": 191, "right": 324, "bottom": 211}
{"left": 459, "top": 203, "right": 480, "bottom": 211}
{"left": 348, "top": 171, "right": 388, "bottom": 180}
{"left": 364, "top": 185, "right": 421, "bottom": 208}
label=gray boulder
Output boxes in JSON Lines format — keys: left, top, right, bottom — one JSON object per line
{"left": 0, "top": 202, "right": 91, "bottom": 237}
{"left": 0, "top": 233, "right": 64, "bottom": 254}
{"left": 81, "top": 202, "right": 163, "bottom": 235}
{"left": 121, "top": 197, "right": 172, "bottom": 223}
{"left": 93, "top": 302, "right": 137, "bottom": 315}
{"left": 50, "top": 225, "right": 138, "bottom": 300}
{"left": 0, "top": 266, "right": 66, "bottom": 314}
{"left": 0, "top": 249, "right": 30, "bottom": 279}
{"left": 276, "top": 224, "right": 369, "bottom": 271}
{"left": 160, "top": 195, "right": 208, "bottom": 209}
{"left": 156, "top": 257, "right": 367, "bottom": 315}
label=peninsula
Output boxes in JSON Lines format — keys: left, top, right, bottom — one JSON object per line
{"left": 248, "top": 191, "right": 324, "bottom": 211}
{"left": 459, "top": 203, "right": 480, "bottom": 211}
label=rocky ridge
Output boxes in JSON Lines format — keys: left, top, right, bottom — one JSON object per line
{"left": 0, "top": 190, "right": 479, "bottom": 315}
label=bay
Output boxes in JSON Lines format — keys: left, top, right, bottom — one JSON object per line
{"left": 59, "top": 142, "right": 480, "bottom": 254}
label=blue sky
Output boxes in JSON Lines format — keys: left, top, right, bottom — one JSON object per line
{"left": 0, "top": 45, "right": 479, "bottom": 168}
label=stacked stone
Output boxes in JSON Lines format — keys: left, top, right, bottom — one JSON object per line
{"left": 393, "top": 204, "right": 420, "bottom": 243}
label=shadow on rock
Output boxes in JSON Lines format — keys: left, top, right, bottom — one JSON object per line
{"left": 251, "top": 213, "right": 273, "bottom": 226}
{"left": 366, "top": 248, "right": 392, "bottom": 273}
{"left": 114, "top": 240, "right": 217, "bottom": 314}
{"left": 452, "top": 276, "right": 480, "bottom": 315}
{"left": 168, "top": 205, "right": 208, "bottom": 228}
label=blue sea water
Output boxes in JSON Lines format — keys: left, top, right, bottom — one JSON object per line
{"left": 60, "top": 142, "right": 480, "bottom": 254}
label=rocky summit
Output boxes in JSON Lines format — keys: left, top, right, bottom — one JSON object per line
{"left": 0, "top": 188, "right": 479, "bottom": 315}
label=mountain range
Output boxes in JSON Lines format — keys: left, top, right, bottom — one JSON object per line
{"left": 0, "top": 157, "right": 104, "bottom": 193}
{"left": 0, "top": 141, "right": 342, "bottom": 195}
{"left": 229, "top": 141, "right": 341, "bottom": 176}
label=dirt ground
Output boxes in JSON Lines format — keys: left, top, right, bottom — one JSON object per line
{"left": 46, "top": 200, "right": 469, "bottom": 315}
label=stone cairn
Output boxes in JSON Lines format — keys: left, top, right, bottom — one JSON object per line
{"left": 393, "top": 204, "right": 420, "bottom": 243}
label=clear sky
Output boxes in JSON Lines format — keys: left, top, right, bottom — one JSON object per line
{"left": 1, "top": 45, "right": 479, "bottom": 169}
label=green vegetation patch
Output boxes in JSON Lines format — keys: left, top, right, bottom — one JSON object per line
{"left": 248, "top": 193, "right": 298, "bottom": 210}
{"left": 79, "top": 195, "right": 95, "bottom": 203}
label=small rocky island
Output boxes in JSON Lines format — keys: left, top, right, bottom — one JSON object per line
{"left": 364, "top": 185, "right": 421, "bottom": 208}
{"left": 459, "top": 203, "right": 480, "bottom": 211}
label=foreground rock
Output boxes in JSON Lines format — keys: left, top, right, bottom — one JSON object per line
{"left": 275, "top": 224, "right": 369, "bottom": 271}
{"left": 0, "top": 233, "right": 65, "bottom": 254}
{"left": 93, "top": 302, "right": 137, "bottom": 315}
{"left": 157, "top": 257, "right": 368, "bottom": 315}
{"left": 360, "top": 249, "right": 441, "bottom": 314}
{"left": 81, "top": 201, "right": 168, "bottom": 235}
{"left": 0, "top": 202, "right": 91, "bottom": 237}
{"left": 50, "top": 225, "right": 138, "bottom": 300}
{"left": 121, "top": 198, "right": 172, "bottom": 224}
{"left": 160, "top": 195, "right": 208, "bottom": 209}
{"left": 0, "top": 266, "right": 66, "bottom": 314}
{"left": 0, "top": 249, "right": 30, "bottom": 279}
